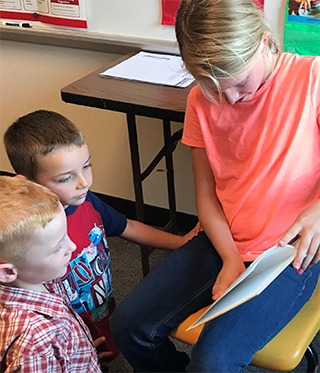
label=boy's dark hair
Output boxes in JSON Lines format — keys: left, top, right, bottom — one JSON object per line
{"left": 4, "top": 110, "right": 85, "bottom": 180}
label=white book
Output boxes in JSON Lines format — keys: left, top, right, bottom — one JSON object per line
{"left": 99, "top": 51, "right": 195, "bottom": 88}
{"left": 187, "top": 244, "right": 297, "bottom": 331}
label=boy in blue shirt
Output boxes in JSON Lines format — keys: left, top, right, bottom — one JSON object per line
{"left": 4, "top": 110, "right": 199, "bottom": 370}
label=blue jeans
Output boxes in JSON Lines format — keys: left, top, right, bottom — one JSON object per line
{"left": 110, "top": 232, "right": 319, "bottom": 372}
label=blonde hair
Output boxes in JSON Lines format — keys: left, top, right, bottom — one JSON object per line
{"left": 4, "top": 110, "right": 85, "bottom": 180}
{"left": 175, "top": 0, "right": 280, "bottom": 101}
{"left": 0, "top": 176, "right": 60, "bottom": 263}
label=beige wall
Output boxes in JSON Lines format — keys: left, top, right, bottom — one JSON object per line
{"left": 0, "top": 40, "right": 197, "bottom": 215}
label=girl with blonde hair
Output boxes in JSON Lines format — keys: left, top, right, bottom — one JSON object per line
{"left": 111, "top": 0, "right": 320, "bottom": 371}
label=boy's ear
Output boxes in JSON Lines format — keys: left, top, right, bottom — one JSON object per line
{"left": 15, "top": 174, "right": 27, "bottom": 179}
{"left": 0, "top": 263, "right": 18, "bottom": 283}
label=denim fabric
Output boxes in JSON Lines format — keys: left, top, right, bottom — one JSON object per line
{"left": 110, "top": 232, "right": 319, "bottom": 372}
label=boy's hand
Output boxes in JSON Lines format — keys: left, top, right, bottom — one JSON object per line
{"left": 211, "top": 259, "right": 246, "bottom": 301}
{"left": 279, "top": 200, "right": 320, "bottom": 274}
{"left": 182, "top": 221, "right": 202, "bottom": 243}
{"left": 93, "top": 336, "right": 114, "bottom": 370}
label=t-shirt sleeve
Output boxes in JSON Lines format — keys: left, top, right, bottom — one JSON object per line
{"left": 182, "top": 86, "right": 206, "bottom": 148}
{"left": 87, "top": 191, "right": 127, "bottom": 236}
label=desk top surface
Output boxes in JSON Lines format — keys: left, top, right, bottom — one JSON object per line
{"left": 61, "top": 53, "right": 197, "bottom": 123}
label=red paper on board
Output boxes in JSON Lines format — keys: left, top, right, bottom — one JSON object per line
{"left": 161, "top": 0, "right": 181, "bottom": 25}
{"left": 161, "top": 0, "right": 264, "bottom": 26}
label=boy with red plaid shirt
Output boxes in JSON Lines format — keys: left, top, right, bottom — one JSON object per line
{"left": 0, "top": 176, "right": 102, "bottom": 373}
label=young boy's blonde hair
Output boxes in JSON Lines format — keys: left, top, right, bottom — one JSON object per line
{"left": 175, "top": 0, "right": 280, "bottom": 101}
{"left": 4, "top": 110, "right": 85, "bottom": 180}
{"left": 0, "top": 176, "right": 60, "bottom": 263}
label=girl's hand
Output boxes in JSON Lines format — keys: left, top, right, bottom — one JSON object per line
{"left": 212, "top": 259, "right": 246, "bottom": 301}
{"left": 279, "top": 200, "right": 320, "bottom": 273}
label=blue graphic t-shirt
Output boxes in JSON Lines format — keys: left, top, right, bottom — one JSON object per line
{"left": 62, "top": 191, "right": 127, "bottom": 356}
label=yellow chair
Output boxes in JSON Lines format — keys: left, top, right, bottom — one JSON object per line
{"left": 170, "top": 280, "right": 320, "bottom": 372}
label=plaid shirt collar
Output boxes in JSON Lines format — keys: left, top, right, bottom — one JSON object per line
{"left": 0, "top": 279, "right": 68, "bottom": 318}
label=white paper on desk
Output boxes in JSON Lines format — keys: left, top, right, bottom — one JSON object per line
{"left": 99, "top": 51, "right": 195, "bottom": 88}
{"left": 187, "top": 244, "right": 297, "bottom": 331}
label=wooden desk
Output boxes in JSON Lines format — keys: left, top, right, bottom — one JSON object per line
{"left": 61, "top": 53, "right": 196, "bottom": 276}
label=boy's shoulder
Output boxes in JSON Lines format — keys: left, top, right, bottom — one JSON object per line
{"left": 1, "top": 319, "right": 76, "bottom": 372}
{"left": 65, "top": 190, "right": 127, "bottom": 237}
{"left": 0, "top": 282, "right": 85, "bottom": 369}
{"left": 0, "top": 282, "right": 66, "bottom": 349}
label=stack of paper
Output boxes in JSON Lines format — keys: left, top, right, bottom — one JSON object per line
{"left": 100, "top": 51, "right": 195, "bottom": 88}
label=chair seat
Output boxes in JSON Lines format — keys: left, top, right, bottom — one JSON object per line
{"left": 169, "top": 280, "right": 320, "bottom": 371}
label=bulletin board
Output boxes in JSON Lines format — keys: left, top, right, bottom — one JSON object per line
{"left": 0, "top": 0, "right": 87, "bottom": 28}
{"left": 0, "top": 0, "right": 177, "bottom": 42}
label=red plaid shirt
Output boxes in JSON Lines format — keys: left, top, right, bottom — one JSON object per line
{"left": 0, "top": 279, "right": 102, "bottom": 373}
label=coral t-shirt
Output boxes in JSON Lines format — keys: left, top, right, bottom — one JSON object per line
{"left": 182, "top": 53, "right": 320, "bottom": 261}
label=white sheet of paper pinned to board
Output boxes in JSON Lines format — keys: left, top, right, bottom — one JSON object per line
{"left": 99, "top": 51, "right": 195, "bottom": 88}
{"left": 187, "top": 244, "right": 297, "bottom": 331}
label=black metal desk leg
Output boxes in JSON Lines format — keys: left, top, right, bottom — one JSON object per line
{"left": 126, "top": 112, "right": 150, "bottom": 277}
{"left": 163, "top": 119, "right": 178, "bottom": 234}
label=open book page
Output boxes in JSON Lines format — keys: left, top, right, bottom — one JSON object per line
{"left": 99, "top": 51, "right": 195, "bottom": 88}
{"left": 187, "top": 244, "right": 297, "bottom": 331}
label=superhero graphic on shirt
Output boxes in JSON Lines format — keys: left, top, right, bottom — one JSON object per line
{"left": 62, "top": 224, "right": 113, "bottom": 322}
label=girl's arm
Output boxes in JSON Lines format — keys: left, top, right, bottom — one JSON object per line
{"left": 120, "top": 219, "right": 201, "bottom": 250}
{"left": 279, "top": 199, "right": 320, "bottom": 273}
{"left": 191, "top": 147, "right": 245, "bottom": 299}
